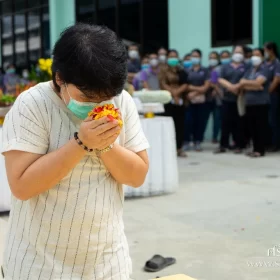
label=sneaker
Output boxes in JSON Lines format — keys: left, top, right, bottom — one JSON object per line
{"left": 183, "top": 142, "right": 191, "bottom": 151}
{"left": 194, "top": 143, "right": 203, "bottom": 152}
{"left": 214, "top": 147, "right": 226, "bottom": 154}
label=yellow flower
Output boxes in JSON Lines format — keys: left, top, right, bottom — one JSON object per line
{"left": 88, "top": 104, "right": 123, "bottom": 127}
{"left": 38, "top": 58, "right": 53, "bottom": 73}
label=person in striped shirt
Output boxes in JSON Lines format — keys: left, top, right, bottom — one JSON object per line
{"left": 1, "top": 23, "right": 149, "bottom": 280}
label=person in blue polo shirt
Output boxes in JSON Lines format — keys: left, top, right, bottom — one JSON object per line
{"left": 239, "top": 48, "right": 270, "bottom": 157}
{"left": 184, "top": 49, "right": 210, "bottom": 151}
{"left": 140, "top": 53, "right": 160, "bottom": 90}
{"left": 214, "top": 45, "right": 247, "bottom": 154}
{"left": 263, "top": 42, "right": 280, "bottom": 151}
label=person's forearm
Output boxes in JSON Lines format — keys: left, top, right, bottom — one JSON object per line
{"left": 218, "top": 78, "right": 235, "bottom": 91}
{"left": 176, "top": 84, "right": 188, "bottom": 95}
{"left": 269, "top": 77, "right": 280, "bottom": 93}
{"left": 243, "top": 85, "right": 263, "bottom": 90}
{"left": 161, "top": 82, "right": 172, "bottom": 92}
{"left": 14, "top": 139, "right": 87, "bottom": 200}
{"left": 240, "top": 80, "right": 262, "bottom": 87}
{"left": 100, "top": 144, "right": 149, "bottom": 188}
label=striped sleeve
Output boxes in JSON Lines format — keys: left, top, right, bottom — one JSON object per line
{"left": 122, "top": 91, "right": 149, "bottom": 153}
{"left": 1, "top": 91, "right": 49, "bottom": 155}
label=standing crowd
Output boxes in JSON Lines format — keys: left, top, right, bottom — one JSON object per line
{"left": 126, "top": 42, "right": 280, "bottom": 158}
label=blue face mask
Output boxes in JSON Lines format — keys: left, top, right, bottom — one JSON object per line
{"left": 221, "top": 58, "right": 231, "bottom": 65}
{"left": 191, "top": 57, "right": 201, "bottom": 65}
{"left": 141, "top": 64, "right": 150, "bottom": 70}
{"left": 183, "top": 61, "right": 192, "bottom": 68}
{"left": 6, "top": 68, "right": 15, "bottom": 74}
{"left": 64, "top": 84, "right": 98, "bottom": 120}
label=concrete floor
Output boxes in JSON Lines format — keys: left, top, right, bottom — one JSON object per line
{"left": 1, "top": 144, "right": 280, "bottom": 279}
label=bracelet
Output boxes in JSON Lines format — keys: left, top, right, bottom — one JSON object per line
{"left": 96, "top": 144, "right": 114, "bottom": 157}
{"left": 74, "top": 132, "right": 93, "bottom": 152}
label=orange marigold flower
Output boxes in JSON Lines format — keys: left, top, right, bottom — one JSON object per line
{"left": 88, "top": 104, "right": 123, "bottom": 127}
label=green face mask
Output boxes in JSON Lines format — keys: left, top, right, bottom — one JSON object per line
{"left": 64, "top": 84, "right": 97, "bottom": 120}
{"left": 167, "top": 58, "right": 179, "bottom": 67}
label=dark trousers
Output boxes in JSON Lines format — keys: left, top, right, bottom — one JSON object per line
{"left": 185, "top": 103, "right": 206, "bottom": 143}
{"left": 269, "top": 93, "right": 280, "bottom": 147}
{"left": 203, "top": 101, "right": 222, "bottom": 141}
{"left": 246, "top": 105, "right": 269, "bottom": 155}
{"left": 220, "top": 101, "right": 245, "bottom": 149}
{"left": 164, "top": 103, "right": 185, "bottom": 150}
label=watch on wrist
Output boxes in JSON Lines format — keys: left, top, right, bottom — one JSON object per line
{"left": 96, "top": 144, "right": 114, "bottom": 157}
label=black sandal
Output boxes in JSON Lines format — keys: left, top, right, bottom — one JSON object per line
{"left": 144, "top": 255, "right": 176, "bottom": 272}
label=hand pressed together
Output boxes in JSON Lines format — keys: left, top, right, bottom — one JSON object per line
{"left": 78, "top": 116, "right": 122, "bottom": 150}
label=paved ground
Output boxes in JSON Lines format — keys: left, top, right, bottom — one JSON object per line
{"left": 1, "top": 144, "right": 280, "bottom": 279}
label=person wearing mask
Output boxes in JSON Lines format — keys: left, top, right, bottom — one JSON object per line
{"left": 3, "top": 64, "right": 20, "bottom": 95}
{"left": 182, "top": 54, "right": 192, "bottom": 70}
{"left": 215, "top": 45, "right": 247, "bottom": 154}
{"left": 244, "top": 46, "right": 253, "bottom": 66}
{"left": 127, "top": 44, "right": 141, "bottom": 83}
{"left": 140, "top": 53, "right": 160, "bottom": 90}
{"left": 184, "top": 49, "right": 210, "bottom": 151}
{"left": 21, "top": 69, "right": 30, "bottom": 85}
{"left": 158, "top": 47, "right": 168, "bottom": 64}
{"left": 159, "top": 49, "right": 188, "bottom": 157}
{"left": 220, "top": 50, "right": 231, "bottom": 65}
{"left": 263, "top": 42, "right": 280, "bottom": 151}
{"left": 132, "top": 55, "right": 149, "bottom": 90}
{"left": 206, "top": 51, "right": 223, "bottom": 143}
{"left": 1, "top": 23, "right": 149, "bottom": 280}
{"left": 239, "top": 48, "right": 270, "bottom": 157}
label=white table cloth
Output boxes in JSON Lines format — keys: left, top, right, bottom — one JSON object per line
{"left": 125, "top": 117, "right": 179, "bottom": 197}
{"left": 0, "top": 117, "right": 179, "bottom": 211}
{"left": 0, "top": 127, "right": 11, "bottom": 212}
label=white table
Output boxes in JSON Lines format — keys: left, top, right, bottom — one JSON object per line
{"left": 0, "top": 117, "right": 179, "bottom": 211}
{"left": 124, "top": 117, "right": 179, "bottom": 197}
{"left": 0, "top": 127, "right": 11, "bottom": 212}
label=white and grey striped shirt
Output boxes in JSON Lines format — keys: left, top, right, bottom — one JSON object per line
{"left": 1, "top": 82, "right": 149, "bottom": 280}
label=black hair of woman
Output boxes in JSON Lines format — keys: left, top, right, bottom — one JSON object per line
{"left": 168, "top": 49, "right": 179, "bottom": 56}
{"left": 191, "top": 48, "right": 202, "bottom": 57}
{"left": 52, "top": 23, "right": 127, "bottom": 99}
{"left": 253, "top": 47, "right": 265, "bottom": 57}
{"left": 220, "top": 50, "right": 231, "bottom": 56}
{"left": 264, "top": 42, "right": 279, "bottom": 57}
{"left": 232, "top": 45, "right": 246, "bottom": 54}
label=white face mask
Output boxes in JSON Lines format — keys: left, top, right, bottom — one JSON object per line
{"left": 209, "top": 59, "right": 219, "bottom": 67}
{"left": 150, "top": 58, "right": 159, "bottom": 67}
{"left": 158, "top": 54, "right": 166, "bottom": 63}
{"left": 232, "top": 53, "right": 244, "bottom": 63}
{"left": 128, "top": 50, "right": 139, "bottom": 59}
{"left": 251, "top": 56, "right": 263, "bottom": 67}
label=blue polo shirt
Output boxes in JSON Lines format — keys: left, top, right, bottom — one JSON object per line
{"left": 244, "top": 64, "right": 270, "bottom": 106}
{"left": 140, "top": 68, "right": 160, "bottom": 90}
{"left": 220, "top": 63, "right": 246, "bottom": 102}
{"left": 187, "top": 66, "right": 209, "bottom": 86}
{"left": 264, "top": 59, "right": 280, "bottom": 94}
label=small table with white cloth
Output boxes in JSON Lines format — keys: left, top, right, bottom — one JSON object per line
{"left": 0, "top": 116, "right": 179, "bottom": 211}
{"left": 124, "top": 116, "right": 179, "bottom": 197}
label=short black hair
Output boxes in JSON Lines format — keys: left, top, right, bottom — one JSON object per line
{"left": 191, "top": 48, "right": 202, "bottom": 57}
{"left": 220, "top": 50, "right": 231, "bottom": 56}
{"left": 253, "top": 47, "right": 264, "bottom": 57}
{"left": 52, "top": 23, "right": 127, "bottom": 99}
{"left": 233, "top": 45, "right": 246, "bottom": 54}
{"left": 184, "top": 53, "right": 191, "bottom": 59}
{"left": 168, "top": 49, "right": 179, "bottom": 56}
{"left": 209, "top": 51, "right": 220, "bottom": 58}
{"left": 264, "top": 41, "right": 279, "bottom": 57}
